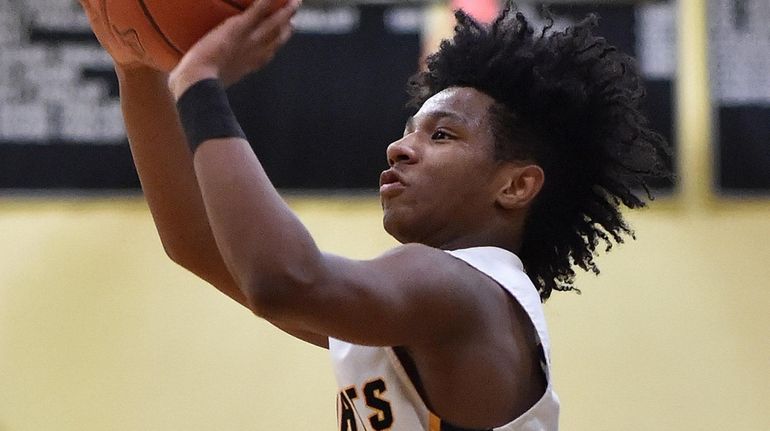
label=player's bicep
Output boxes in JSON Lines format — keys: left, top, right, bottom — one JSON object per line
{"left": 264, "top": 244, "right": 488, "bottom": 347}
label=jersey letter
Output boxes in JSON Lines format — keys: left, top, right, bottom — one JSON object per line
{"left": 364, "top": 379, "right": 394, "bottom": 430}
{"left": 339, "top": 387, "right": 359, "bottom": 431}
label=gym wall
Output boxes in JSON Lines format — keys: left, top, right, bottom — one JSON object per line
{"left": 1, "top": 1, "right": 769, "bottom": 430}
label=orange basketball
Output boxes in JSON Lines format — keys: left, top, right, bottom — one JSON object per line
{"left": 98, "top": 0, "right": 288, "bottom": 71}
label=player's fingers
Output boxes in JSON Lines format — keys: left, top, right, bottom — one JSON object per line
{"left": 242, "top": 0, "right": 280, "bottom": 26}
{"left": 287, "top": 0, "right": 302, "bottom": 15}
{"left": 248, "top": 1, "right": 297, "bottom": 45}
{"left": 278, "top": 22, "right": 294, "bottom": 46}
{"left": 264, "top": 20, "right": 293, "bottom": 52}
{"left": 259, "top": 0, "right": 300, "bottom": 28}
{"left": 248, "top": 24, "right": 280, "bottom": 50}
{"left": 249, "top": 26, "right": 288, "bottom": 68}
{"left": 248, "top": 36, "right": 280, "bottom": 69}
{"left": 266, "top": 23, "right": 293, "bottom": 53}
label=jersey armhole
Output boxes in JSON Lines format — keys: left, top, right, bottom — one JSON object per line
{"left": 389, "top": 347, "right": 493, "bottom": 431}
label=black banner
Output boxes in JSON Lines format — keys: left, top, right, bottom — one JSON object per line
{"left": 0, "top": 2, "right": 678, "bottom": 191}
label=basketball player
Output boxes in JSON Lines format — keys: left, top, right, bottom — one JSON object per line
{"left": 81, "top": 0, "right": 668, "bottom": 429}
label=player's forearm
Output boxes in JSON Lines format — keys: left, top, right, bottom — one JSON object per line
{"left": 118, "top": 66, "right": 209, "bottom": 259}
{"left": 116, "top": 66, "right": 247, "bottom": 304}
{"left": 165, "top": 0, "right": 310, "bottom": 315}
{"left": 191, "top": 137, "right": 324, "bottom": 316}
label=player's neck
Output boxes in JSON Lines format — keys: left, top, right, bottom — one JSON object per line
{"left": 429, "top": 221, "right": 523, "bottom": 253}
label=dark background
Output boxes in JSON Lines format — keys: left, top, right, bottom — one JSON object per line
{"left": 11, "top": 1, "right": 768, "bottom": 193}
{"left": 718, "top": 106, "right": 770, "bottom": 192}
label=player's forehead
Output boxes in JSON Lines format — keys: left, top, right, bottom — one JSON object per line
{"left": 407, "top": 87, "right": 495, "bottom": 131}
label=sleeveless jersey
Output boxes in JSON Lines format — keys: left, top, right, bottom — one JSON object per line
{"left": 329, "top": 246, "right": 560, "bottom": 431}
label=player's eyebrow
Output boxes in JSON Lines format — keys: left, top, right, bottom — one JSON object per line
{"left": 404, "top": 110, "right": 470, "bottom": 133}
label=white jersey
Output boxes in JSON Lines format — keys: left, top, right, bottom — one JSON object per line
{"left": 329, "top": 246, "right": 559, "bottom": 431}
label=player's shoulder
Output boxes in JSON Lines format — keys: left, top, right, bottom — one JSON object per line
{"left": 379, "top": 242, "right": 513, "bottom": 262}
{"left": 375, "top": 243, "right": 500, "bottom": 279}
{"left": 378, "top": 244, "right": 524, "bottom": 277}
{"left": 373, "top": 244, "right": 521, "bottom": 305}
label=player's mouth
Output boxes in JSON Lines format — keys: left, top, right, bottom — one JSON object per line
{"left": 379, "top": 169, "right": 407, "bottom": 197}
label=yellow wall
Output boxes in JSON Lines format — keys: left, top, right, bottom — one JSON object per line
{"left": 1, "top": 195, "right": 769, "bottom": 431}
{"left": 0, "top": 197, "right": 389, "bottom": 431}
{"left": 2, "top": 1, "right": 769, "bottom": 430}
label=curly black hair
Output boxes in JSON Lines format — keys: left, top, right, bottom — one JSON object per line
{"left": 408, "top": 6, "right": 671, "bottom": 300}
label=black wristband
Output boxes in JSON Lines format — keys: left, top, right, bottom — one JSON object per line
{"left": 175, "top": 78, "right": 247, "bottom": 153}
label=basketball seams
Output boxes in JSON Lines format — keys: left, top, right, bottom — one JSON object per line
{"left": 137, "top": 0, "right": 184, "bottom": 55}
{"left": 108, "top": 0, "right": 252, "bottom": 70}
{"left": 136, "top": 0, "right": 246, "bottom": 58}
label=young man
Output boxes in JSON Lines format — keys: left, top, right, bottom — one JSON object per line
{"left": 81, "top": 0, "right": 668, "bottom": 429}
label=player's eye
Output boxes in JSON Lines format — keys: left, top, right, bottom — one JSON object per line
{"left": 431, "top": 130, "right": 452, "bottom": 140}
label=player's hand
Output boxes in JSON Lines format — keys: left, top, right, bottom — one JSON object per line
{"left": 77, "top": 0, "right": 157, "bottom": 70}
{"left": 168, "top": 0, "right": 299, "bottom": 99}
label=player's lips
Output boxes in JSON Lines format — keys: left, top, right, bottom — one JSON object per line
{"left": 379, "top": 169, "right": 407, "bottom": 197}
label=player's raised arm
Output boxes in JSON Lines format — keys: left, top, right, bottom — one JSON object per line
{"left": 167, "top": 5, "right": 554, "bottom": 424}
{"left": 78, "top": 0, "right": 247, "bottom": 304}
{"left": 78, "top": 0, "right": 329, "bottom": 348}
{"left": 166, "top": 0, "right": 536, "bottom": 345}
{"left": 81, "top": 0, "right": 673, "bottom": 426}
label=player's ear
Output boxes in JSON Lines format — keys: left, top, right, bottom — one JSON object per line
{"left": 495, "top": 163, "right": 545, "bottom": 210}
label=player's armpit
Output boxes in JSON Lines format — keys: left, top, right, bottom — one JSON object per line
{"left": 270, "top": 322, "right": 329, "bottom": 349}
{"left": 176, "top": 253, "right": 329, "bottom": 349}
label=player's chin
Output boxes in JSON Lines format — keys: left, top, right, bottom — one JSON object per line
{"left": 382, "top": 208, "right": 417, "bottom": 244}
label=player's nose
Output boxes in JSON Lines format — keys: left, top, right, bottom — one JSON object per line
{"left": 386, "top": 135, "right": 418, "bottom": 167}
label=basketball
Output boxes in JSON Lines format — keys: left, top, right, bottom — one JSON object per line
{"left": 91, "top": 0, "right": 288, "bottom": 71}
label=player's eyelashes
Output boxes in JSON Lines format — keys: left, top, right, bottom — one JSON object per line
{"left": 398, "top": 128, "right": 454, "bottom": 140}
{"left": 431, "top": 130, "right": 452, "bottom": 140}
